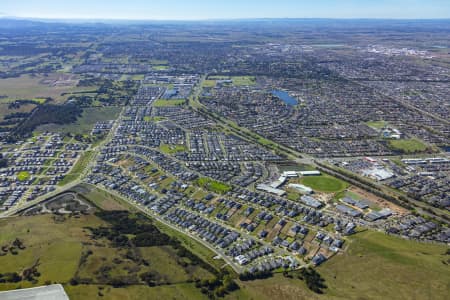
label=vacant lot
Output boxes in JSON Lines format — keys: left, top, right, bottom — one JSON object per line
{"left": 143, "top": 116, "right": 166, "bottom": 122}
{"left": 36, "top": 106, "right": 121, "bottom": 135}
{"left": 159, "top": 143, "right": 187, "bottom": 154}
{"left": 196, "top": 177, "right": 232, "bottom": 194}
{"left": 366, "top": 120, "right": 388, "bottom": 129}
{"left": 202, "top": 80, "right": 216, "bottom": 88}
{"left": 153, "top": 99, "right": 185, "bottom": 107}
{"left": 0, "top": 214, "right": 101, "bottom": 291}
{"left": 232, "top": 76, "right": 256, "bottom": 86}
{"left": 388, "top": 138, "right": 428, "bottom": 153}
{"left": 77, "top": 186, "right": 127, "bottom": 211}
{"left": 318, "top": 230, "right": 450, "bottom": 300}
{"left": 153, "top": 65, "right": 169, "bottom": 71}
{"left": 17, "top": 171, "right": 31, "bottom": 181}
{"left": 58, "top": 151, "right": 94, "bottom": 186}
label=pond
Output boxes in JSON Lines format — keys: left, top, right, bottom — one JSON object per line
{"left": 272, "top": 90, "right": 298, "bottom": 106}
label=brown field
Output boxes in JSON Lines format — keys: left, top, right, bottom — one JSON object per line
{"left": 347, "top": 186, "right": 408, "bottom": 215}
{"left": 0, "top": 73, "right": 95, "bottom": 104}
{"left": 78, "top": 186, "right": 128, "bottom": 211}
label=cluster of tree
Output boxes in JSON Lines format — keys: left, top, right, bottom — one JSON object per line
{"left": 0, "top": 112, "right": 31, "bottom": 127}
{"left": 9, "top": 103, "right": 82, "bottom": 141}
{"left": 195, "top": 275, "right": 239, "bottom": 298}
{"left": 12, "top": 238, "right": 25, "bottom": 249}
{"left": 70, "top": 266, "right": 139, "bottom": 287}
{"left": 0, "top": 272, "right": 22, "bottom": 283}
{"left": 8, "top": 98, "right": 51, "bottom": 109}
{"left": 133, "top": 231, "right": 171, "bottom": 247}
{"left": 77, "top": 249, "right": 93, "bottom": 269}
{"left": 22, "top": 259, "right": 41, "bottom": 283}
{"left": 77, "top": 77, "right": 107, "bottom": 87}
{"left": 171, "top": 242, "right": 219, "bottom": 277}
{"left": 294, "top": 267, "right": 327, "bottom": 294}
{"left": 0, "top": 120, "right": 21, "bottom": 127}
{"left": 75, "top": 77, "right": 139, "bottom": 106}
{"left": 0, "top": 159, "right": 7, "bottom": 168}
{"left": 67, "top": 95, "right": 94, "bottom": 107}
{"left": 238, "top": 269, "right": 273, "bottom": 281}
{"left": 88, "top": 211, "right": 224, "bottom": 288}
{"left": 109, "top": 275, "right": 139, "bottom": 288}
{"left": 0, "top": 153, "right": 7, "bottom": 168}
{"left": 0, "top": 260, "right": 40, "bottom": 284}
{"left": 64, "top": 132, "right": 96, "bottom": 144}
{"left": 93, "top": 262, "right": 140, "bottom": 287}
{"left": 90, "top": 211, "right": 217, "bottom": 274}
{"left": 139, "top": 270, "right": 166, "bottom": 287}
{"left": 87, "top": 226, "right": 126, "bottom": 247}
{"left": 1, "top": 238, "right": 26, "bottom": 256}
{"left": 3, "top": 112, "right": 31, "bottom": 120}
{"left": 124, "top": 247, "right": 147, "bottom": 266}
{"left": 69, "top": 277, "right": 92, "bottom": 286}
{"left": 89, "top": 211, "right": 173, "bottom": 248}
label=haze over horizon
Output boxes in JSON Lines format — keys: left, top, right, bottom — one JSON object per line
{"left": 1, "top": 0, "right": 449, "bottom": 20}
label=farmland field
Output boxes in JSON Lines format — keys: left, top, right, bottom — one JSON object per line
{"left": 0, "top": 102, "right": 36, "bottom": 122}
{"left": 0, "top": 74, "right": 88, "bottom": 103}
{"left": 0, "top": 214, "right": 100, "bottom": 291}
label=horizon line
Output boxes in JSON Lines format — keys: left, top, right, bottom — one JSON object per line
{"left": 2, "top": 16, "right": 450, "bottom": 23}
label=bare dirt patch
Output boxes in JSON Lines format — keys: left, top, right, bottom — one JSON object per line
{"left": 347, "top": 186, "right": 408, "bottom": 215}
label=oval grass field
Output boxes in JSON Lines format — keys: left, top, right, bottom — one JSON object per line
{"left": 299, "top": 175, "right": 348, "bottom": 193}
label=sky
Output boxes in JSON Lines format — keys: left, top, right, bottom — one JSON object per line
{"left": 0, "top": 0, "right": 449, "bottom": 20}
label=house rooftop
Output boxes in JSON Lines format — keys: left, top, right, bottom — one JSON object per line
{"left": 0, "top": 284, "right": 69, "bottom": 300}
